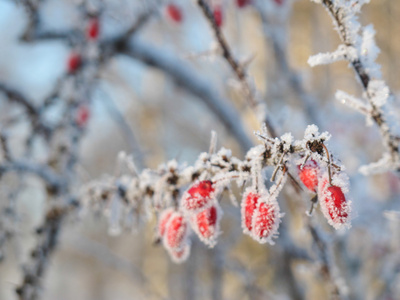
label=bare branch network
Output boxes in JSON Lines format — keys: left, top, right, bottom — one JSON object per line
{"left": 0, "top": 0, "right": 399, "bottom": 300}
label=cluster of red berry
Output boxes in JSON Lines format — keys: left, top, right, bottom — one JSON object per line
{"left": 66, "top": 17, "right": 100, "bottom": 74}
{"left": 65, "top": 18, "right": 100, "bottom": 128}
{"left": 241, "top": 190, "right": 282, "bottom": 244}
{"left": 298, "top": 159, "right": 350, "bottom": 229}
{"left": 158, "top": 180, "right": 221, "bottom": 262}
{"left": 164, "top": 0, "right": 283, "bottom": 29}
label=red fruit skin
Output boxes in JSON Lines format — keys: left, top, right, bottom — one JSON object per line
{"left": 325, "top": 186, "right": 348, "bottom": 223}
{"left": 158, "top": 208, "right": 174, "bottom": 237}
{"left": 196, "top": 206, "right": 217, "bottom": 238}
{"left": 182, "top": 180, "right": 215, "bottom": 212}
{"left": 298, "top": 159, "right": 319, "bottom": 192}
{"left": 87, "top": 18, "right": 100, "bottom": 40}
{"left": 213, "top": 6, "right": 223, "bottom": 27}
{"left": 166, "top": 4, "right": 183, "bottom": 23}
{"left": 236, "top": 0, "right": 251, "bottom": 8}
{"left": 67, "top": 52, "right": 81, "bottom": 73}
{"left": 165, "top": 213, "right": 188, "bottom": 251}
{"left": 76, "top": 105, "right": 90, "bottom": 127}
{"left": 241, "top": 192, "right": 260, "bottom": 233}
{"left": 318, "top": 175, "right": 350, "bottom": 229}
{"left": 252, "top": 202, "right": 278, "bottom": 243}
{"left": 169, "top": 243, "right": 190, "bottom": 263}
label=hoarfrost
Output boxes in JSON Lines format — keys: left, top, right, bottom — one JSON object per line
{"left": 335, "top": 90, "right": 370, "bottom": 115}
{"left": 367, "top": 80, "right": 390, "bottom": 108}
{"left": 308, "top": 45, "right": 356, "bottom": 67}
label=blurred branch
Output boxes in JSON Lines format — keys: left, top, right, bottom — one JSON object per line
{"left": 120, "top": 38, "right": 254, "bottom": 152}
{"left": 0, "top": 161, "right": 65, "bottom": 193}
{"left": 254, "top": 3, "right": 320, "bottom": 126}
{"left": 308, "top": 221, "right": 347, "bottom": 300}
{"left": 0, "top": 83, "right": 51, "bottom": 136}
{"left": 98, "top": 86, "right": 146, "bottom": 170}
{"left": 317, "top": 0, "right": 399, "bottom": 166}
{"left": 16, "top": 205, "right": 71, "bottom": 300}
{"left": 196, "top": 0, "right": 276, "bottom": 137}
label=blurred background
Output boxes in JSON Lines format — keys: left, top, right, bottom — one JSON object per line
{"left": 0, "top": 0, "right": 399, "bottom": 299}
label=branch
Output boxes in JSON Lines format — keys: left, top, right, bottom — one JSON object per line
{"left": 0, "top": 161, "right": 65, "bottom": 193}
{"left": 314, "top": 0, "right": 399, "bottom": 170}
{"left": 0, "top": 83, "right": 51, "bottom": 136}
{"left": 119, "top": 38, "right": 254, "bottom": 151}
{"left": 196, "top": 0, "right": 276, "bottom": 137}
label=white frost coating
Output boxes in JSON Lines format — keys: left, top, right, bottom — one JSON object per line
{"left": 241, "top": 187, "right": 262, "bottom": 235}
{"left": 359, "top": 152, "right": 400, "bottom": 175}
{"left": 318, "top": 173, "right": 352, "bottom": 230}
{"left": 308, "top": 45, "right": 356, "bottom": 67}
{"left": 163, "top": 211, "right": 190, "bottom": 252}
{"left": 217, "top": 147, "right": 232, "bottom": 159}
{"left": 168, "top": 243, "right": 191, "bottom": 264}
{"left": 336, "top": 90, "right": 371, "bottom": 115}
{"left": 360, "top": 25, "right": 381, "bottom": 79}
{"left": 367, "top": 80, "right": 390, "bottom": 108}
{"left": 304, "top": 124, "right": 331, "bottom": 142}
{"left": 250, "top": 193, "right": 283, "bottom": 245}
{"left": 209, "top": 130, "right": 218, "bottom": 154}
{"left": 190, "top": 200, "right": 223, "bottom": 248}
{"left": 280, "top": 133, "right": 293, "bottom": 152}
{"left": 269, "top": 171, "right": 288, "bottom": 197}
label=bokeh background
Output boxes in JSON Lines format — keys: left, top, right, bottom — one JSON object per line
{"left": 0, "top": 0, "right": 399, "bottom": 299}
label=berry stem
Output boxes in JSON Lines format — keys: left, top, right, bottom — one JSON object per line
{"left": 321, "top": 143, "right": 332, "bottom": 186}
{"left": 269, "top": 165, "right": 287, "bottom": 197}
{"left": 271, "top": 151, "right": 287, "bottom": 182}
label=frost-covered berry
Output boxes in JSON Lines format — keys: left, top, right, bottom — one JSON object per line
{"left": 251, "top": 199, "right": 281, "bottom": 244}
{"left": 181, "top": 180, "right": 215, "bottom": 212}
{"left": 76, "top": 105, "right": 90, "bottom": 127}
{"left": 236, "top": 0, "right": 251, "bottom": 8}
{"left": 158, "top": 208, "right": 174, "bottom": 237}
{"left": 87, "top": 17, "right": 100, "bottom": 40}
{"left": 192, "top": 203, "right": 221, "bottom": 247}
{"left": 164, "top": 212, "right": 189, "bottom": 251}
{"left": 298, "top": 159, "right": 320, "bottom": 192}
{"left": 67, "top": 52, "right": 81, "bottom": 73}
{"left": 241, "top": 191, "right": 260, "bottom": 234}
{"left": 318, "top": 177, "right": 351, "bottom": 229}
{"left": 213, "top": 6, "right": 223, "bottom": 27}
{"left": 166, "top": 4, "right": 183, "bottom": 23}
{"left": 169, "top": 243, "right": 191, "bottom": 263}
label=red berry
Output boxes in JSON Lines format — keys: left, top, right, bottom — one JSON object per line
{"left": 320, "top": 185, "right": 350, "bottom": 229}
{"left": 87, "top": 17, "right": 100, "bottom": 40}
{"left": 273, "top": 0, "right": 283, "bottom": 6}
{"left": 166, "top": 4, "right": 183, "bottom": 23}
{"left": 236, "top": 0, "right": 251, "bottom": 8}
{"left": 241, "top": 191, "right": 260, "bottom": 233}
{"left": 67, "top": 52, "right": 81, "bottom": 73}
{"left": 181, "top": 180, "right": 215, "bottom": 212}
{"left": 76, "top": 105, "right": 90, "bottom": 127}
{"left": 164, "top": 212, "right": 189, "bottom": 251}
{"left": 251, "top": 200, "right": 281, "bottom": 244}
{"left": 158, "top": 208, "right": 174, "bottom": 237}
{"left": 169, "top": 243, "right": 191, "bottom": 263}
{"left": 298, "top": 159, "right": 319, "bottom": 192}
{"left": 213, "top": 6, "right": 223, "bottom": 27}
{"left": 192, "top": 204, "right": 221, "bottom": 247}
